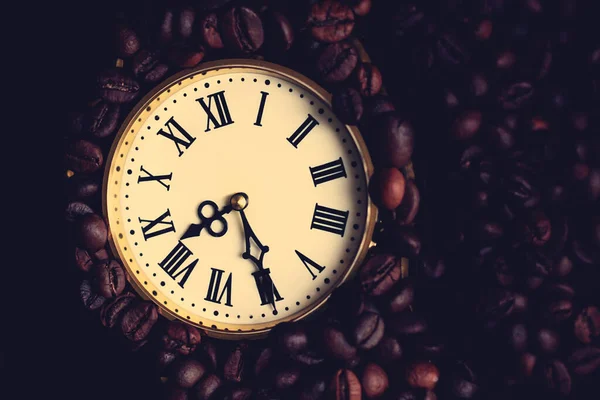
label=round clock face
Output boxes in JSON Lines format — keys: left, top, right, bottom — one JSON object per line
{"left": 104, "top": 60, "right": 376, "bottom": 337}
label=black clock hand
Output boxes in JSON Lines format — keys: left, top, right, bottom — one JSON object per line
{"left": 181, "top": 200, "right": 233, "bottom": 240}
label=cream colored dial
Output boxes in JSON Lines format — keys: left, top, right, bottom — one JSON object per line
{"left": 104, "top": 60, "right": 376, "bottom": 338}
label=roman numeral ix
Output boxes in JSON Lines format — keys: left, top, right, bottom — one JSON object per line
{"left": 205, "top": 268, "right": 233, "bottom": 307}
{"left": 138, "top": 209, "right": 176, "bottom": 240}
{"left": 287, "top": 114, "right": 319, "bottom": 148}
{"left": 310, "top": 204, "right": 349, "bottom": 237}
{"left": 310, "top": 157, "right": 347, "bottom": 186}
{"left": 158, "top": 241, "right": 198, "bottom": 288}
{"left": 156, "top": 117, "right": 196, "bottom": 157}
{"left": 138, "top": 165, "right": 172, "bottom": 191}
{"left": 295, "top": 250, "right": 326, "bottom": 280}
{"left": 197, "top": 90, "right": 234, "bottom": 132}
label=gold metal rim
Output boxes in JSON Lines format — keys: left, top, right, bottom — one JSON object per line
{"left": 102, "top": 59, "right": 378, "bottom": 339}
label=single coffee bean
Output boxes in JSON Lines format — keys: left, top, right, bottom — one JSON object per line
{"left": 362, "top": 363, "right": 389, "bottom": 398}
{"left": 164, "top": 385, "right": 188, "bottom": 400}
{"left": 360, "top": 253, "right": 402, "bottom": 296}
{"left": 574, "top": 306, "right": 600, "bottom": 344}
{"left": 383, "top": 226, "right": 421, "bottom": 257}
{"left": 131, "top": 50, "right": 169, "bottom": 83}
{"left": 308, "top": 1, "right": 355, "bottom": 43}
{"left": 544, "top": 299, "right": 573, "bottom": 324}
{"left": 69, "top": 111, "right": 84, "bottom": 135}
{"left": 263, "top": 11, "right": 294, "bottom": 53}
{"left": 351, "top": 0, "right": 372, "bottom": 16}
{"left": 93, "top": 248, "right": 109, "bottom": 262}
{"left": 373, "top": 112, "right": 415, "bottom": 169}
{"left": 470, "top": 73, "right": 489, "bottom": 97}
{"left": 477, "top": 289, "right": 515, "bottom": 329}
{"left": 221, "top": 7, "right": 264, "bottom": 53}
{"left": 94, "top": 259, "right": 126, "bottom": 299}
{"left": 298, "top": 378, "right": 327, "bottom": 400}
{"left": 396, "top": 389, "right": 437, "bottom": 400}
{"left": 353, "top": 311, "right": 385, "bottom": 350}
{"left": 498, "top": 82, "right": 534, "bottom": 110}
{"left": 84, "top": 101, "right": 120, "bottom": 138}
{"left": 223, "top": 387, "right": 252, "bottom": 400}
{"left": 97, "top": 69, "right": 140, "bottom": 104}
{"left": 473, "top": 219, "right": 504, "bottom": 242}
{"left": 452, "top": 110, "right": 482, "bottom": 140}
{"left": 450, "top": 361, "right": 478, "bottom": 399}
{"left": 200, "top": 341, "right": 218, "bottom": 370}
{"left": 193, "top": 374, "right": 223, "bottom": 400}
{"left": 292, "top": 349, "right": 326, "bottom": 366}
{"left": 68, "top": 176, "right": 100, "bottom": 200}
{"left": 406, "top": 362, "right": 439, "bottom": 390}
{"left": 373, "top": 335, "right": 403, "bottom": 363}
{"left": 332, "top": 87, "right": 363, "bottom": 125}
{"left": 415, "top": 334, "right": 445, "bottom": 357}
{"left": 508, "top": 323, "right": 528, "bottom": 353}
{"left": 519, "top": 352, "right": 536, "bottom": 377}
{"left": 75, "top": 247, "right": 93, "bottom": 272}
{"left": 274, "top": 367, "right": 301, "bottom": 390}
{"left": 551, "top": 255, "right": 573, "bottom": 277}
{"left": 391, "top": 312, "right": 427, "bottom": 335}
{"left": 435, "top": 33, "right": 470, "bottom": 67}
{"left": 421, "top": 256, "right": 446, "bottom": 280}
{"left": 488, "top": 125, "right": 515, "bottom": 151}
{"left": 158, "top": 9, "right": 174, "bottom": 44}
{"left": 163, "top": 320, "right": 202, "bottom": 355}
{"left": 177, "top": 7, "right": 196, "bottom": 39}
{"left": 80, "top": 279, "right": 106, "bottom": 310}
{"left": 535, "top": 327, "right": 560, "bottom": 354}
{"left": 317, "top": 41, "right": 358, "bottom": 83}
{"left": 224, "top": 344, "right": 247, "bottom": 382}
{"left": 355, "top": 63, "right": 383, "bottom": 97}
{"left": 324, "top": 325, "right": 358, "bottom": 361}
{"left": 371, "top": 168, "right": 406, "bottom": 211}
{"left": 77, "top": 214, "right": 107, "bottom": 252}
{"left": 115, "top": 24, "right": 140, "bottom": 58}
{"left": 100, "top": 292, "right": 135, "bottom": 328}
{"left": 199, "top": 13, "right": 224, "bottom": 49}
{"left": 254, "top": 347, "right": 273, "bottom": 376}
{"left": 168, "top": 44, "right": 205, "bottom": 68}
{"left": 277, "top": 323, "right": 309, "bottom": 355}
{"left": 534, "top": 359, "right": 571, "bottom": 396}
{"left": 197, "top": 0, "right": 234, "bottom": 11}
{"left": 65, "top": 140, "right": 103, "bottom": 174}
{"left": 172, "top": 359, "right": 206, "bottom": 389}
{"left": 121, "top": 301, "right": 159, "bottom": 342}
{"left": 330, "top": 369, "right": 361, "bottom": 400}
{"left": 523, "top": 210, "right": 552, "bottom": 246}
{"left": 157, "top": 350, "right": 178, "bottom": 373}
{"left": 568, "top": 347, "right": 600, "bottom": 375}
{"left": 396, "top": 179, "right": 420, "bottom": 225}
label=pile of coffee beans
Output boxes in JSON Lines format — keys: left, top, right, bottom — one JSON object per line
{"left": 65, "top": 1, "right": 598, "bottom": 399}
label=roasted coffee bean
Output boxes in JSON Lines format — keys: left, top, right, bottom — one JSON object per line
{"left": 355, "top": 63, "right": 382, "bottom": 97}
{"left": 373, "top": 112, "right": 415, "bottom": 169}
{"left": 449, "top": 361, "right": 478, "bottom": 399}
{"left": 223, "top": 387, "right": 252, "bottom": 400}
{"left": 100, "top": 292, "right": 135, "bottom": 328}
{"left": 360, "top": 253, "right": 402, "bottom": 296}
{"left": 373, "top": 335, "right": 403, "bottom": 363}
{"left": 199, "top": 341, "right": 218, "bottom": 370}
{"left": 406, "top": 362, "right": 439, "bottom": 390}
{"left": 371, "top": 168, "right": 406, "bottom": 211}
{"left": 221, "top": 7, "right": 264, "bottom": 53}
{"left": 391, "top": 312, "right": 427, "bottom": 335}
{"left": 115, "top": 24, "right": 140, "bottom": 57}
{"left": 317, "top": 41, "right": 358, "bottom": 83}
{"left": 224, "top": 344, "right": 246, "bottom": 382}
{"left": 177, "top": 8, "right": 196, "bottom": 39}
{"left": 84, "top": 101, "right": 120, "bottom": 138}
{"left": 522, "top": 210, "right": 551, "bottom": 246}
{"left": 551, "top": 255, "right": 573, "bottom": 277}
{"left": 80, "top": 279, "right": 106, "bottom": 310}
{"left": 331, "top": 369, "right": 361, "bottom": 400}
{"left": 68, "top": 176, "right": 100, "bottom": 200}
{"left": 65, "top": 140, "right": 103, "bottom": 174}
{"left": 75, "top": 247, "right": 93, "bottom": 272}
{"left": 199, "top": 13, "right": 224, "bottom": 49}
{"left": 383, "top": 226, "right": 421, "bottom": 257}
{"left": 364, "top": 95, "right": 395, "bottom": 119}
{"left": 274, "top": 367, "right": 301, "bottom": 390}
{"left": 396, "top": 389, "right": 437, "bottom": 400}
{"left": 164, "top": 385, "right": 188, "bottom": 400}
{"left": 473, "top": 219, "right": 504, "bottom": 242}
{"left": 77, "top": 214, "right": 107, "bottom": 252}
{"left": 574, "top": 306, "right": 600, "bottom": 344}
{"left": 131, "top": 50, "right": 169, "bottom": 83}
{"left": 254, "top": 347, "right": 273, "bottom": 376}
{"left": 308, "top": 1, "right": 355, "bottom": 43}
{"left": 415, "top": 334, "right": 445, "bottom": 357}
{"left": 498, "top": 82, "right": 534, "bottom": 110}
{"left": 396, "top": 179, "right": 420, "bottom": 225}
{"left": 158, "top": 9, "right": 174, "bottom": 44}
{"left": 121, "top": 301, "right": 159, "bottom": 342}
{"left": 193, "top": 374, "right": 223, "bottom": 400}
{"left": 362, "top": 363, "right": 388, "bottom": 398}
{"left": 291, "top": 349, "right": 326, "bottom": 366}
{"left": 332, "top": 87, "right": 363, "bottom": 125}
{"left": 477, "top": 289, "right": 515, "bottom": 329}
{"left": 435, "top": 33, "right": 470, "bottom": 67}
{"left": 172, "top": 359, "right": 206, "bottom": 389}
{"left": 69, "top": 111, "right": 84, "bottom": 135}
{"left": 544, "top": 299, "right": 573, "bottom": 324}
{"left": 519, "top": 352, "right": 537, "bottom": 378}
{"left": 324, "top": 325, "right": 358, "bottom": 361}
{"left": 350, "top": 0, "right": 372, "bottom": 16}
{"left": 568, "top": 347, "right": 600, "bottom": 375}
{"left": 534, "top": 359, "right": 571, "bottom": 396}
{"left": 277, "top": 323, "right": 309, "bottom": 354}
{"left": 263, "top": 11, "right": 294, "bottom": 52}
{"left": 535, "top": 327, "right": 560, "bottom": 354}
{"left": 299, "top": 378, "right": 327, "bottom": 400}
{"left": 421, "top": 256, "right": 445, "bottom": 280}
{"left": 470, "top": 73, "right": 489, "bottom": 97}
{"left": 488, "top": 125, "right": 515, "bottom": 151}
{"left": 157, "top": 350, "right": 178, "bottom": 373}
{"left": 163, "top": 320, "right": 202, "bottom": 355}
{"left": 508, "top": 323, "right": 528, "bottom": 353}
{"left": 94, "top": 259, "right": 126, "bottom": 299}
{"left": 197, "top": 0, "right": 234, "bottom": 11}
{"left": 353, "top": 311, "right": 385, "bottom": 350}
{"left": 97, "top": 69, "right": 140, "bottom": 104}
{"left": 452, "top": 110, "right": 482, "bottom": 140}
{"left": 168, "top": 44, "right": 205, "bottom": 68}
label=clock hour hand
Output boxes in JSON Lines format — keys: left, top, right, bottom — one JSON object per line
{"left": 181, "top": 200, "right": 233, "bottom": 240}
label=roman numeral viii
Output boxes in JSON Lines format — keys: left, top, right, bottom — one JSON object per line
{"left": 139, "top": 209, "right": 176, "bottom": 240}
{"left": 158, "top": 241, "right": 198, "bottom": 288}
{"left": 205, "top": 268, "right": 233, "bottom": 307}
{"left": 310, "top": 204, "right": 349, "bottom": 237}
{"left": 197, "top": 90, "right": 234, "bottom": 132}
{"left": 138, "top": 165, "right": 172, "bottom": 191}
{"left": 295, "top": 250, "right": 326, "bottom": 280}
{"left": 156, "top": 117, "right": 196, "bottom": 157}
{"left": 287, "top": 114, "right": 319, "bottom": 148}
{"left": 310, "top": 157, "right": 347, "bottom": 186}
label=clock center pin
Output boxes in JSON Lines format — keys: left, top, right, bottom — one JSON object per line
{"left": 230, "top": 192, "right": 249, "bottom": 211}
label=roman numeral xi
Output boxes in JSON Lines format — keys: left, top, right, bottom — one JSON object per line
{"left": 138, "top": 209, "right": 175, "bottom": 240}
{"left": 158, "top": 241, "right": 198, "bottom": 288}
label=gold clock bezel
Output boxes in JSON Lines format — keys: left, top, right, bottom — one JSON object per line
{"left": 103, "top": 59, "right": 378, "bottom": 339}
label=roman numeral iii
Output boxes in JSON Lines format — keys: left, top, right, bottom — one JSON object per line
{"left": 205, "top": 268, "right": 233, "bottom": 307}
{"left": 287, "top": 114, "right": 319, "bottom": 148}
{"left": 310, "top": 157, "right": 347, "bottom": 186}
{"left": 310, "top": 204, "right": 349, "bottom": 237}
{"left": 156, "top": 117, "right": 196, "bottom": 157}
{"left": 138, "top": 165, "right": 172, "bottom": 191}
{"left": 295, "top": 250, "right": 326, "bottom": 280}
{"left": 158, "top": 241, "right": 198, "bottom": 288}
{"left": 138, "top": 209, "right": 176, "bottom": 240}
{"left": 197, "top": 90, "right": 234, "bottom": 132}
